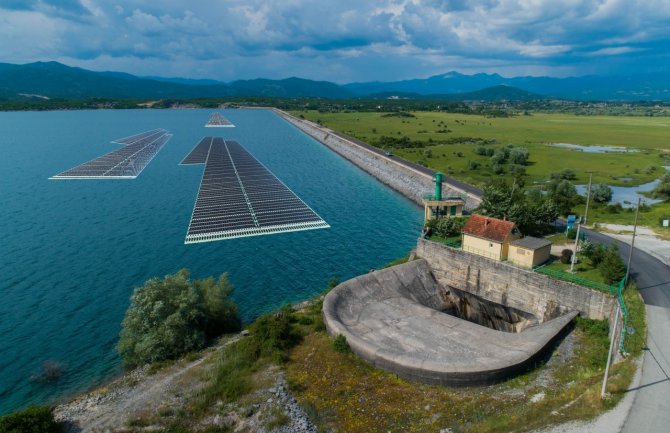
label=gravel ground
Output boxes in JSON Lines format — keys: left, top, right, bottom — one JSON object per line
{"left": 53, "top": 335, "right": 317, "bottom": 433}
{"left": 533, "top": 357, "right": 643, "bottom": 433}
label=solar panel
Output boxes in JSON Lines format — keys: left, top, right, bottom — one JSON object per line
{"left": 183, "top": 138, "right": 328, "bottom": 243}
{"left": 180, "top": 137, "right": 214, "bottom": 165}
{"left": 205, "top": 112, "right": 234, "bottom": 128}
{"left": 50, "top": 130, "right": 171, "bottom": 179}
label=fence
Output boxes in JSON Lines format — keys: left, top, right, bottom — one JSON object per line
{"left": 617, "top": 278, "right": 629, "bottom": 353}
{"left": 461, "top": 244, "right": 505, "bottom": 261}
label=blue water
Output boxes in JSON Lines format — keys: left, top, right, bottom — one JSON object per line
{"left": 548, "top": 143, "right": 640, "bottom": 153}
{"left": 0, "top": 109, "right": 423, "bottom": 414}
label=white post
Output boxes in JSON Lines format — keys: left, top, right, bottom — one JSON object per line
{"left": 601, "top": 305, "right": 621, "bottom": 399}
{"left": 625, "top": 197, "right": 641, "bottom": 285}
{"left": 584, "top": 173, "right": 593, "bottom": 226}
{"left": 570, "top": 223, "right": 581, "bottom": 273}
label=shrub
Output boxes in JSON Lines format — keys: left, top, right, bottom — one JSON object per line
{"left": 509, "top": 147, "right": 529, "bottom": 165}
{"left": 332, "top": 334, "right": 351, "bottom": 353}
{"left": 492, "top": 163, "right": 505, "bottom": 175}
{"left": 560, "top": 249, "right": 573, "bottom": 264}
{"left": 566, "top": 227, "right": 577, "bottom": 240}
{"left": 588, "top": 243, "right": 607, "bottom": 267}
{"left": 550, "top": 169, "right": 577, "bottom": 181}
{"left": 246, "top": 307, "right": 300, "bottom": 363}
{"left": 0, "top": 406, "right": 60, "bottom": 433}
{"left": 118, "top": 269, "right": 240, "bottom": 367}
{"left": 508, "top": 164, "right": 526, "bottom": 176}
{"left": 468, "top": 160, "right": 481, "bottom": 170}
{"left": 600, "top": 243, "right": 626, "bottom": 284}
{"left": 434, "top": 217, "right": 467, "bottom": 238}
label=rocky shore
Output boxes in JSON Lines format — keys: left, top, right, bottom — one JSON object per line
{"left": 54, "top": 335, "right": 317, "bottom": 433}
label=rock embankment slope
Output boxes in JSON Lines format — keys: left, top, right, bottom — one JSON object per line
{"left": 273, "top": 109, "right": 481, "bottom": 209}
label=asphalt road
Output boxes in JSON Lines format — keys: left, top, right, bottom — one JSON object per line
{"left": 582, "top": 229, "right": 670, "bottom": 433}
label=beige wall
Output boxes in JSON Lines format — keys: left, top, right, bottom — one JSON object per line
{"left": 508, "top": 244, "right": 551, "bottom": 268}
{"left": 462, "top": 234, "right": 504, "bottom": 260}
{"left": 416, "top": 238, "right": 616, "bottom": 321}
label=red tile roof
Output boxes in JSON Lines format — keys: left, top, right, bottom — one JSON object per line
{"left": 463, "top": 214, "right": 517, "bottom": 243}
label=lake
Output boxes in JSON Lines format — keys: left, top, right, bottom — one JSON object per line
{"left": 0, "top": 108, "right": 423, "bottom": 414}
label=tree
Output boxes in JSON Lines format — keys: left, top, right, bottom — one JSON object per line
{"left": 478, "top": 181, "right": 557, "bottom": 236}
{"left": 591, "top": 184, "right": 613, "bottom": 204}
{"left": 118, "top": 269, "right": 240, "bottom": 367}
{"left": 600, "top": 243, "right": 626, "bottom": 284}
{"left": 652, "top": 173, "right": 670, "bottom": 200}
{"left": 546, "top": 179, "right": 579, "bottom": 216}
{"left": 196, "top": 273, "right": 241, "bottom": 339}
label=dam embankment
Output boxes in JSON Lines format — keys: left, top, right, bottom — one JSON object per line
{"left": 273, "top": 109, "right": 482, "bottom": 209}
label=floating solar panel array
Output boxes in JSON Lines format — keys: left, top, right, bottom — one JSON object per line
{"left": 205, "top": 112, "right": 234, "bottom": 128}
{"left": 50, "top": 129, "right": 171, "bottom": 179}
{"left": 182, "top": 137, "right": 329, "bottom": 243}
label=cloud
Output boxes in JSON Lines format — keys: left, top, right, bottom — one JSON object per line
{"left": 0, "top": 0, "right": 669, "bottom": 81}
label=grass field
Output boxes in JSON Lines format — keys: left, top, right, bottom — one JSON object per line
{"left": 292, "top": 110, "right": 670, "bottom": 187}
{"left": 292, "top": 110, "right": 670, "bottom": 232}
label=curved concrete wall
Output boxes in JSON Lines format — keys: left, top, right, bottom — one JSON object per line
{"left": 323, "top": 260, "right": 577, "bottom": 386}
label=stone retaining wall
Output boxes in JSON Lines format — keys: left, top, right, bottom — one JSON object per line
{"left": 416, "top": 238, "right": 616, "bottom": 321}
{"left": 273, "top": 109, "right": 480, "bottom": 208}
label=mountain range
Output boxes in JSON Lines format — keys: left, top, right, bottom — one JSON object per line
{"left": 1, "top": 61, "right": 669, "bottom": 102}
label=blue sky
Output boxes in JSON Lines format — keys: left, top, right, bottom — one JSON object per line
{"left": 1, "top": 0, "right": 669, "bottom": 83}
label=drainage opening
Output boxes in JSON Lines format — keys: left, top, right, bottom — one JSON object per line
{"left": 441, "top": 286, "right": 538, "bottom": 333}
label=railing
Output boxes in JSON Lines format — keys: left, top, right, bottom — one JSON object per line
{"left": 533, "top": 265, "right": 613, "bottom": 293}
{"left": 461, "top": 244, "right": 505, "bottom": 261}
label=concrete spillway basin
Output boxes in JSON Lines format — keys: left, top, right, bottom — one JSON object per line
{"left": 322, "top": 259, "right": 578, "bottom": 386}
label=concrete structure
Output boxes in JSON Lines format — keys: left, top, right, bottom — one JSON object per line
{"left": 509, "top": 237, "right": 552, "bottom": 268}
{"left": 424, "top": 197, "right": 465, "bottom": 221}
{"left": 323, "top": 259, "right": 578, "bottom": 386}
{"left": 417, "top": 238, "right": 616, "bottom": 321}
{"left": 462, "top": 214, "right": 521, "bottom": 261}
{"left": 423, "top": 171, "right": 465, "bottom": 221}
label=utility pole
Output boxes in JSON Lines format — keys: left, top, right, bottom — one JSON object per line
{"left": 570, "top": 223, "right": 582, "bottom": 273}
{"left": 584, "top": 173, "right": 593, "bottom": 226}
{"left": 625, "top": 197, "right": 641, "bottom": 285}
{"left": 601, "top": 304, "right": 621, "bottom": 399}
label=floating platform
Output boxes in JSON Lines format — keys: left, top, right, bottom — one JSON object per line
{"left": 50, "top": 129, "right": 171, "bottom": 179}
{"left": 205, "top": 112, "right": 234, "bottom": 128}
{"left": 181, "top": 137, "right": 328, "bottom": 244}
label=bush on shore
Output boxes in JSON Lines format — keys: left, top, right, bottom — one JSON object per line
{"left": 0, "top": 406, "right": 60, "bottom": 433}
{"left": 118, "top": 269, "right": 240, "bottom": 367}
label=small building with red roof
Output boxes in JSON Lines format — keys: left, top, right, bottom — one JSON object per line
{"left": 462, "top": 214, "right": 521, "bottom": 261}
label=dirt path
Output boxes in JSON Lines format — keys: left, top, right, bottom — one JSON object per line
{"left": 54, "top": 340, "right": 230, "bottom": 432}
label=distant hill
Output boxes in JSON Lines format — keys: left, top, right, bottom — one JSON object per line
{"left": 345, "top": 71, "right": 670, "bottom": 101}
{"left": 371, "top": 85, "right": 544, "bottom": 101}
{"left": 1, "top": 61, "right": 668, "bottom": 101}
{"left": 0, "top": 61, "right": 353, "bottom": 100}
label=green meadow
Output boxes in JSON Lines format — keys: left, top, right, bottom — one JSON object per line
{"left": 292, "top": 110, "right": 670, "bottom": 232}
{"left": 292, "top": 111, "right": 670, "bottom": 187}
